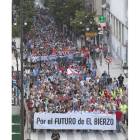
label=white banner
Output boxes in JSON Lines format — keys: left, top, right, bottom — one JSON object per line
{"left": 34, "top": 113, "right": 116, "bottom": 130}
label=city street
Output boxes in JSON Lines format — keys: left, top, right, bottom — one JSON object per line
{"left": 25, "top": 132, "right": 127, "bottom": 140}
{"left": 12, "top": 0, "right": 128, "bottom": 140}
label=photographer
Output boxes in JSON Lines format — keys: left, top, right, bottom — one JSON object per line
{"left": 51, "top": 130, "right": 60, "bottom": 140}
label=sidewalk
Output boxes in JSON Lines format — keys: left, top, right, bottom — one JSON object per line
{"left": 12, "top": 52, "right": 21, "bottom": 71}
{"left": 95, "top": 54, "right": 128, "bottom": 85}
{"left": 87, "top": 53, "right": 128, "bottom": 85}
{"left": 77, "top": 39, "right": 128, "bottom": 85}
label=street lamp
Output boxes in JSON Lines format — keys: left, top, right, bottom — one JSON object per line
{"left": 24, "top": 65, "right": 30, "bottom": 75}
{"left": 14, "top": 20, "right": 17, "bottom": 25}
{"left": 79, "top": 19, "right": 82, "bottom": 25}
{"left": 90, "top": 19, "right": 92, "bottom": 24}
{"left": 70, "top": 16, "right": 72, "bottom": 21}
{"left": 24, "top": 20, "right": 27, "bottom": 25}
{"left": 98, "top": 24, "right": 101, "bottom": 30}
{"left": 86, "top": 25, "right": 89, "bottom": 31}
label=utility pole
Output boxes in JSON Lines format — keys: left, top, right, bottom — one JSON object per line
{"left": 20, "top": 0, "right": 24, "bottom": 139}
{"left": 126, "top": 40, "right": 128, "bottom": 66}
{"left": 15, "top": 52, "right": 19, "bottom": 105}
{"left": 92, "top": 29, "right": 96, "bottom": 68}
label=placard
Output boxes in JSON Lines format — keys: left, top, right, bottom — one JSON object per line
{"left": 41, "top": 56, "right": 48, "bottom": 61}
{"left": 50, "top": 55, "right": 57, "bottom": 59}
{"left": 67, "top": 54, "right": 73, "bottom": 59}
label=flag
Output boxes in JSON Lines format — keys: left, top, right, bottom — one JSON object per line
{"left": 67, "top": 67, "right": 80, "bottom": 78}
{"left": 53, "top": 48, "right": 56, "bottom": 54}
{"left": 66, "top": 47, "right": 69, "bottom": 52}
{"left": 85, "top": 49, "right": 89, "bottom": 55}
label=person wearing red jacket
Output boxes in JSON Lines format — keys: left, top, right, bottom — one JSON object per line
{"left": 115, "top": 108, "right": 124, "bottom": 133}
{"left": 107, "top": 92, "right": 113, "bottom": 99}
{"left": 104, "top": 87, "right": 108, "bottom": 97}
{"left": 116, "top": 96, "right": 121, "bottom": 107}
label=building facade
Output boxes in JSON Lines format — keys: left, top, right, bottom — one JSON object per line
{"left": 102, "top": 0, "right": 128, "bottom": 66}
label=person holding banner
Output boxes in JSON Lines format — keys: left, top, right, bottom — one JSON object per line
{"left": 30, "top": 108, "right": 36, "bottom": 132}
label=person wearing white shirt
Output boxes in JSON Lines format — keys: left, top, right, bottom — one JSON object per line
{"left": 100, "top": 43, "right": 102, "bottom": 49}
{"left": 67, "top": 108, "right": 74, "bottom": 114}
{"left": 86, "top": 75, "right": 91, "bottom": 83}
{"left": 75, "top": 108, "right": 81, "bottom": 114}
{"left": 81, "top": 108, "right": 87, "bottom": 114}
{"left": 39, "top": 108, "right": 45, "bottom": 133}
{"left": 93, "top": 107, "right": 100, "bottom": 114}
{"left": 95, "top": 47, "right": 99, "bottom": 59}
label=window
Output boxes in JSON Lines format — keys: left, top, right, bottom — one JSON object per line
{"left": 122, "top": 25, "right": 124, "bottom": 44}
{"left": 119, "top": 22, "right": 121, "bottom": 41}
{"left": 116, "top": 19, "right": 118, "bottom": 38}
{"left": 126, "top": 0, "right": 128, "bottom": 9}
{"left": 114, "top": 17, "right": 115, "bottom": 35}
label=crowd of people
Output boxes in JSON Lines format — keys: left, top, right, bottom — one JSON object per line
{"left": 12, "top": 7, "right": 128, "bottom": 133}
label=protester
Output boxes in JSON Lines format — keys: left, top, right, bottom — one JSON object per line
{"left": 125, "top": 107, "right": 128, "bottom": 129}
{"left": 102, "top": 45, "right": 108, "bottom": 58}
{"left": 115, "top": 107, "right": 124, "bottom": 133}
{"left": 14, "top": 8, "right": 128, "bottom": 133}
{"left": 51, "top": 130, "right": 60, "bottom": 140}
{"left": 30, "top": 108, "right": 36, "bottom": 132}
{"left": 99, "top": 50, "right": 102, "bottom": 65}
{"left": 118, "top": 74, "right": 124, "bottom": 87}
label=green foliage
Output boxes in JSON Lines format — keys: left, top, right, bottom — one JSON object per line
{"left": 44, "top": 0, "right": 49, "bottom": 7}
{"left": 23, "top": 18, "right": 33, "bottom": 36}
{"left": 12, "top": 25, "right": 20, "bottom": 38}
{"left": 48, "top": 0, "right": 84, "bottom": 28}
{"left": 13, "top": 0, "right": 20, "bottom": 7}
{"left": 12, "top": 0, "right": 35, "bottom": 38}
{"left": 70, "top": 11, "right": 98, "bottom": 35}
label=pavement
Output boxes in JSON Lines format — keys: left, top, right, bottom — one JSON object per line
{"left": 95, "top": 55, "right": 128, "bottom": 85}
{"left": 12, "top": 37, "right": 21, "bottom": 71}
{"left": 12, "top": 106, "right": 20, "bottom": 115}
{"left": 77, "top": 39, "right": 128, "bottom": 85}
{"left": 25, "top": 131, "right": 127, "bottom": 140}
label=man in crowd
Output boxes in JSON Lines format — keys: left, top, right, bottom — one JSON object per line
{"left": 51, "top": 130, "right": 60, "bottom": 140}
{"left": 115, "top": 107, "right": 124, "bottom": 133}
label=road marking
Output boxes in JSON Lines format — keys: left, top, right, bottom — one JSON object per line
{"left": 31, "top": 132, "right": 38, "bottom": 140}
{"left": 59, "top": 132, "right": 67, "bottom": 140}
{"left": 116, "top": 133, "right": 126, "bottom": 140}
{"left": 73, "top": 132, "right": 82, "bottom": 140}
{"left": 102, "top": 133, "right": 111, "bottom": 140}
{"left": 45, "top": 132, "right": 52, "bottom": 140}
{"left": 88, "top": 133, "right": 97, "bottom": 140}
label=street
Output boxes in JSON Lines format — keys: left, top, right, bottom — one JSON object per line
{"left": 12, "top": 0, "right": 128, "bottom": 140}
{"left": 25, "top": 131, "right": 127, "bottom": 140}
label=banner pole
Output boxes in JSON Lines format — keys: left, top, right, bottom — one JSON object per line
{"left": 108, "top": 63, "right": 109, "bottom": 75}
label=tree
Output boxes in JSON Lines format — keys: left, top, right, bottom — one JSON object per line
{"left": 48, "top": 0, "right": 84, "bottom": 28}
{"left": 12, "top": 25, "right": 20, "bottom": 38}
{"left": 12, "top": 0, "right": 34, "bottom": 38}
{"left": 70, "top": 11, "right": 98, "bottom": 35}
{"left": 44, "top": 0, "right": 49, "bottom": 7}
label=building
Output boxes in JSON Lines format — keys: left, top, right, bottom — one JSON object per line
{"left": 102, "top": 0, "right": 128, "bottom": 66}
{"left": 83, "top": 0, "right": 106, "bottom": 45}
